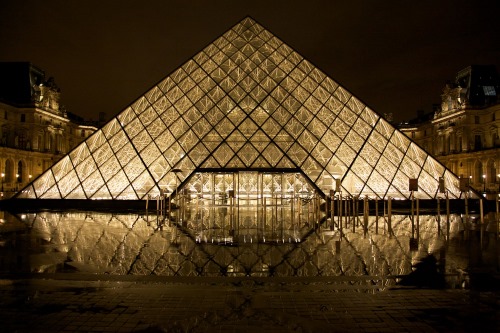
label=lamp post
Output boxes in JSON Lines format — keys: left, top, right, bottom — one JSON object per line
{"left": 1, "top": 172, "right": 4, "bottom": 193}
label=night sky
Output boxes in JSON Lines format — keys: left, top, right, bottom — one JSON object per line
{"left": 1, "top": 0, "right": 499, "bottom": 123}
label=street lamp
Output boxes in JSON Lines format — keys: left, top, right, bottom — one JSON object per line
{"left": 1, "top": 173, "right": 4, "bottom": 192}
{"left": 482, "top": 174, "right": 486, "bottom": 193}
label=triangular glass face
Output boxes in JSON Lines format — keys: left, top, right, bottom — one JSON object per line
{"left": 16, "top": 17, "right": 470, "bottom": 200}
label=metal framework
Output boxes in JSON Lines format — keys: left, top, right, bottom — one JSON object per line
{"left": 16, "top": 17, "right": 465, "bottom": 201}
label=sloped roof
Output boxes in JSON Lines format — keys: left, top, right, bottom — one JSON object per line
{"left": 16, "top": 17, "right": 465, "bottom": 200}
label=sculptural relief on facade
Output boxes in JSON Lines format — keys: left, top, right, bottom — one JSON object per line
{"left": 33, "top": 77, "right": 61, "bottom": 112}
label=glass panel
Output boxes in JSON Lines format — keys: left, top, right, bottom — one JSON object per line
{"left": 93, "top": 142, "right": 114, "bottom": 167}
{"left": 177, "top": 130, "right": 198, "bottom": 156}
{"left": 138, "top": 106, "right": 158, "bottom": 128}
{"left": 144, "top": 86, "right": 163, "bottom": 104}
{"left": 131, "top": 96, "right": 150, "bottom": 115}
{"left": 400, "top": 154, "right": 421, "bottom": 179}
{"left": 86, "top": 130, "right": 106, "bottom": 152}
{"left": 123, "top": 156, "right": 146, "bottom": 183}
{"left": 116, "top": 142, "right": 139, "bottom": 167}
{"left": 366, "top": 170, "right": 390, "bottom": 199}
{"left": 65, "top": 184, "right": 86, "bottom": 199}
{"left": 102, "top": 118, "right": 121, "bottom": 139}
{"left": 117, "top": 107, "right": 135, "bottom": 126}
{"left": 342, "top": 129, "right": 364, "bottom": 154}
{"left": 358, "top": 143, "right": 380, "bottom": 167}
{"left": 443, "top": 170, "right": 461, "bottom": 198}
{"left": 40, "top": 184, "right": 62, "bottom": 199}
{"left": 75, "top": 156, "right": 98, "bottom": 182}
{"left": 149, "top": 155, "right": 170, "bottom": 182}
{"left": 33, "top": 171, "right": 58, "bottom": 198}
{"left": 106, "top": 170, "right": 130, "bottom": 199}
{"left": 239, "top": 143, "right": 260, "bottom": 167}
{"left": 297, "top": 129, "right": 318, "bottom": 153}
{"left": 82, "top": 170, "right": 107, "bottom": 198}
{"left": 124, "top": 118, "right": 144, "bottom": 139}
{"left": 415, "top": 169, "right": 437, "bottom": 199}
{"left": 99, "top": 156, "right": 122, "bottom": 182}
{"left": 69, "top": 142, "right": 91, "bottom": 166}
{"left": 330, "top": 117, "right": 350, "bottom": 140}
{"left": 131, "top": 171, "right": 155, "bottom": 200}
{"left": 51, "top": 156, "right": 73, "bottom": 183}
{"left": 351, "top": 157, "right": 373, "bottom": 183}
{"left": 140, "top": 143, "right": 162, "bottom": 168}
{"left": 375, "top": 155, "right": 398, "bottom": 184}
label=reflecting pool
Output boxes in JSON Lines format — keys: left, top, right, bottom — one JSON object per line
{"left": 0, "top": 210, "right": 498, "bottom": 286}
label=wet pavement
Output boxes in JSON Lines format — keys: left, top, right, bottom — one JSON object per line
{"left": 0, "top": 274, "right": 498, "bottom": 332}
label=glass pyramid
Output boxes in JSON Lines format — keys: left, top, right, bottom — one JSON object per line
{"left": 16, "top": 17, "right": 467, "bottom": 201}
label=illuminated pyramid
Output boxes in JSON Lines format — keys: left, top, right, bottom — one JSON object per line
{"left": 17, "top": 17, "right": 465, "bottom": 200}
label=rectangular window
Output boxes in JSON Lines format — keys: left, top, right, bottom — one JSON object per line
{"left": 81, "top": 130, "right": 85, "bottom": 138}
{"left": 20, "top": 114, "right": 26, "bottom": 122}
{"left": 475, "top": 116, "right": 480, "bottom": 124}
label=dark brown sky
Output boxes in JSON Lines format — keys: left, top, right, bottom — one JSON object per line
{"left": 1, "top": 0, "right": 499, "bottom": 123}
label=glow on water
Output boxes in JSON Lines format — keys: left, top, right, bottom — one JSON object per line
{"left": 1, "top": 210, "right": 497, "bottom": 283}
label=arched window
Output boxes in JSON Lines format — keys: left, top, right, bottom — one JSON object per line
{"left": 5, "top": 160, "right": 13, "bottom": 183}
{"left": 1, "top": 126, "right": 9, "bottom": 146}
{"left": 17, "top": 161, "right": 23, "bottom": 183}
{"left": 487, "top": 160, "right": 496, "bottom": 184}
{"left": 474, "top": 161, "right": 483, "bottom": 185}
{"left": 37, "top": 134, "right": 42, "bottom": 151}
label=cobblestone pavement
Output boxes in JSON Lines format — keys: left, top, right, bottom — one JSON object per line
{"left": 0, "top": 275, "right": 497, "bottom": 333}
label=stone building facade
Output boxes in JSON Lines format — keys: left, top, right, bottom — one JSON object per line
{"left": 399, "top": 65, "right": 500, "bottom": 198}
{"left": 0, "top": 62, "right": 97, "bottom": 197}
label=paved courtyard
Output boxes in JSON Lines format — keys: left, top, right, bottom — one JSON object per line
{"left": 0, "top": 274, "right": 497, "bottom": 333}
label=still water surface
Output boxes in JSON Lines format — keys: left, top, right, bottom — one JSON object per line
{"left": 0, "top": 210, "right": 498, "bottom": 286}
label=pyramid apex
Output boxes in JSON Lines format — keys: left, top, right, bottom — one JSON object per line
{"left": 236, "top": 16, "right": 258, "bottom": 29}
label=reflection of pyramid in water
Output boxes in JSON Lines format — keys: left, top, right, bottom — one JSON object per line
{"left": 18, "top": 17, "right": 464, "bottom": 200}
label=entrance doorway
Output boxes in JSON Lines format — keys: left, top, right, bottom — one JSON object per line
{"left": 174, "top": 171, "right": 324, "bottom": 244}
